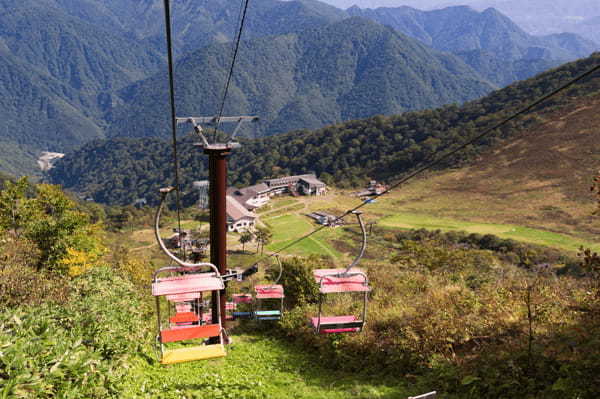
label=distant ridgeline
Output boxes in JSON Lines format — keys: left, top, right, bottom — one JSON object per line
{"left": 48, "top": 53, "right": 600, "bottom": 206}
{"left": 105, "top": 17, "right": 494, "bottom": 140}
{"left": 1, "top": 0, "right": 595, "bottom": 176}
{"left": 347, "top": 5, "right": 598, "bottom": 87}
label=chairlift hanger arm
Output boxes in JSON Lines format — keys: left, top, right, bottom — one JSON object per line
{"left": 181, "top": 118, "right": 210, "bottom": 147}
{"left": 342, "top": 211, "right": 367, "bottom": 275}
{"left": 221, "top": 264, "right": 259, "bottom": 282}
{"left": 154, "top": 187, "right": 219, "bottom": 274}
{"left": 175, "top": 116, "right": 258, "bottom": 147}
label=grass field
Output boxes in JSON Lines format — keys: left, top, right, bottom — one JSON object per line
{"left": 379, "top": 212, "right": 600, "bottom": 252}
{"left": 263, "top": 213, "right": 342, "bottom": 259}
{"left": 123, "top": 334, "right": 413, "bottom": 399}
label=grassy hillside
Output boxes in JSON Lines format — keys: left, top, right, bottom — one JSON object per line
{"left": 371, "top": 91, "right": 600, "bottom": 246}
{"left": 3, "top": 179, "right": 600, "bottom": 398}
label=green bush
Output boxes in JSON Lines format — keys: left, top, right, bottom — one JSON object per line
{"left": 0, "top": 267, "right": 150, "bottom": 398}
{"left": 272, "top": 256, "right": 326, "bottom": 308}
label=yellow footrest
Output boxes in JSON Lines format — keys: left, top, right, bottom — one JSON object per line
{"left": 161, "top": 344, "right": 226, "bottom": 364}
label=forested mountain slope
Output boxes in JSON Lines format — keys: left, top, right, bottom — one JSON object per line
{"left": 347, "top": 5, "right": 598, "bottom": 86}
{"left": 0, "top": 0, "right": 164, "bottom": 96}
{"left": 0, "top": 51, "right": 104, "bottom": 176}
{"left": 49, "top": 53, "right": 600, "bottom": 205}
{"left": 106, "top": 17, "right": 493, "bottom": 140}
{"left": 0, "top": 0, "right": 166, "bottom": 175}
{"left": 42, "top": 0, "right": 347, "bottom": 54}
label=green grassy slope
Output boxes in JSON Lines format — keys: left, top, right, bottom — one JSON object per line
{"left": 123, "top": 334, "right": 410, "bottom": 399}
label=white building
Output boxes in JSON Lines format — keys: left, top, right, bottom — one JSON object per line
{"left": 226, "top": 195, "right": 257, "bottom": 232}
{"left": 227, "top": 183, "right": 271, "bottom": 211}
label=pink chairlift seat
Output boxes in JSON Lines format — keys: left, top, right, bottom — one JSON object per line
{"left": 310, "top": 315, "right": 362, "bottom": 333}
{"left": 255, "top": 284, "right": 285, "bottom": 299}
{"left": 152, "top": 273, "right": 224, "bottom": 296}
{"left": 313, "top": 269, "right": 369, "bottom": 293}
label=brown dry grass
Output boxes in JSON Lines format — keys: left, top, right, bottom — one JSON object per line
{"left": 382, "top": 93, "right": 600, "bottom": 242}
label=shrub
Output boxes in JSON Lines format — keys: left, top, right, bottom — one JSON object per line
{"left": 0, "top": 267, "right": 150, "bottom": 398}
{"left": 0, "top": 238, "right": 70, "bottom": 307}
{"left": 273, "top": 256, "right": 326, "bottom": 307}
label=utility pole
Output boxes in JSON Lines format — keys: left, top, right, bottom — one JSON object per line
{"left": 177, "top": 116, "right": 257, "bottom": 342}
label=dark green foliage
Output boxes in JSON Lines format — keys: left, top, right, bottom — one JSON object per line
{"left": 50, "top": 53, "right": 600, "bottom": 206}
{"left": 273, "top": 256, "right": 324, "bottom": 307}
{"left": 0, "top": 267, "right": 149, "bottom": 398}
{"left": 48, "top": 0, "right": 347, "bottom": 55}
{"left": 394, "top": 228, "right": 576, "bottom": 269}
{"left": 106, "top": 17, "right": 493, "bottom": 140}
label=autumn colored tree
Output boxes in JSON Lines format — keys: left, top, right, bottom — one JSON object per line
{"left": 0, "top": 178, "right": 104, "bottom": 273}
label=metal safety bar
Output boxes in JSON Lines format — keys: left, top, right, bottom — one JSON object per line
{"left": 154, "top": 187, "right": 220, "bottom": 272}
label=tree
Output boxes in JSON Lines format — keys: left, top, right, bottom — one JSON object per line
{"left": 239, "top": 231, "right": 253, "bottom": 253}
{"left": 254, "top": 227, "right": 272, "bottom": 255}
{"left": 0, "top": 181, "right": 105, "bottom": 273}
{"left": 26, "top": 184, "right": 104, "bottom": 272}
{"left": 0, "top": 177, "right": 35, "bottom": 239}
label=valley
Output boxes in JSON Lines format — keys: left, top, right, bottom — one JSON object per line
{"left": 2, "top": 1, "right": 600, "bottom": 398}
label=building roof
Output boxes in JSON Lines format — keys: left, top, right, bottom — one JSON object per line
{"left": 227, "top": 187, "right": 259, "bottom": 210}
{"left": 265, "top": 174, "right": 321, "bottom": 188}
{"left": 299, "top": 175, "right": 326, "bottom": 187}
{"left": 247, "top": 183, "right": 270, "bottom": 194}
{"left": 226, "top": 195, "right": 257, "bottom": 222}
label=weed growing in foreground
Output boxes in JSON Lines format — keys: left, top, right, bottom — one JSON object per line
{"left": 0, "top": 267, "right": 150, "bottom": 398}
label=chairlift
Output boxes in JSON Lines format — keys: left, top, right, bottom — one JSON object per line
{"left": 152, "top": 265, "right": 227, "bottom": 364}
{"left": 232, "top": 293, "right": 253, "bottom": 320}
{"left": 311, "top": 211, "right": 370, "bottom": 333}
{"left": 254, "top": 255, "right": 285, "bottom": 321}
{"left": 152, "top": 187, "right": 227, "bottom": 364}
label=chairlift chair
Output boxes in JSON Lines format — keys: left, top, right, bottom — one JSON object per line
{"left": 152, "top": 265, "right": 227, "bottom": 364}
{"left": 152, "top": 187, "right": 227, "bottom": 364}
{"left": 311, "top": 211, "right": 370, "bottom": 333}
{"left": 232, "top": 293, "right": 254, "bottom": 320}
{"left": 254, "top": 255, "right": 285, "bottom": 321}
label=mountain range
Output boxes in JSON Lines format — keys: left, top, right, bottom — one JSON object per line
{"left": 346, "top": 5, "right": 598, "bottom": 86}
{"left": 0, "top": 0, "right": 597, "bottom": 176}
{"left": 329, "top": 0, "right": 600, "bottom": 44}
{"left": 105, "top": 17, "right": 494, "bottom": 140}
{"left": 48, "top": 53, "right": 600, "bottom": 206}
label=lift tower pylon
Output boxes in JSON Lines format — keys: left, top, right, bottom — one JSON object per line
{"left": 177, "top": 116, "right": 257, "bottom": 342}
